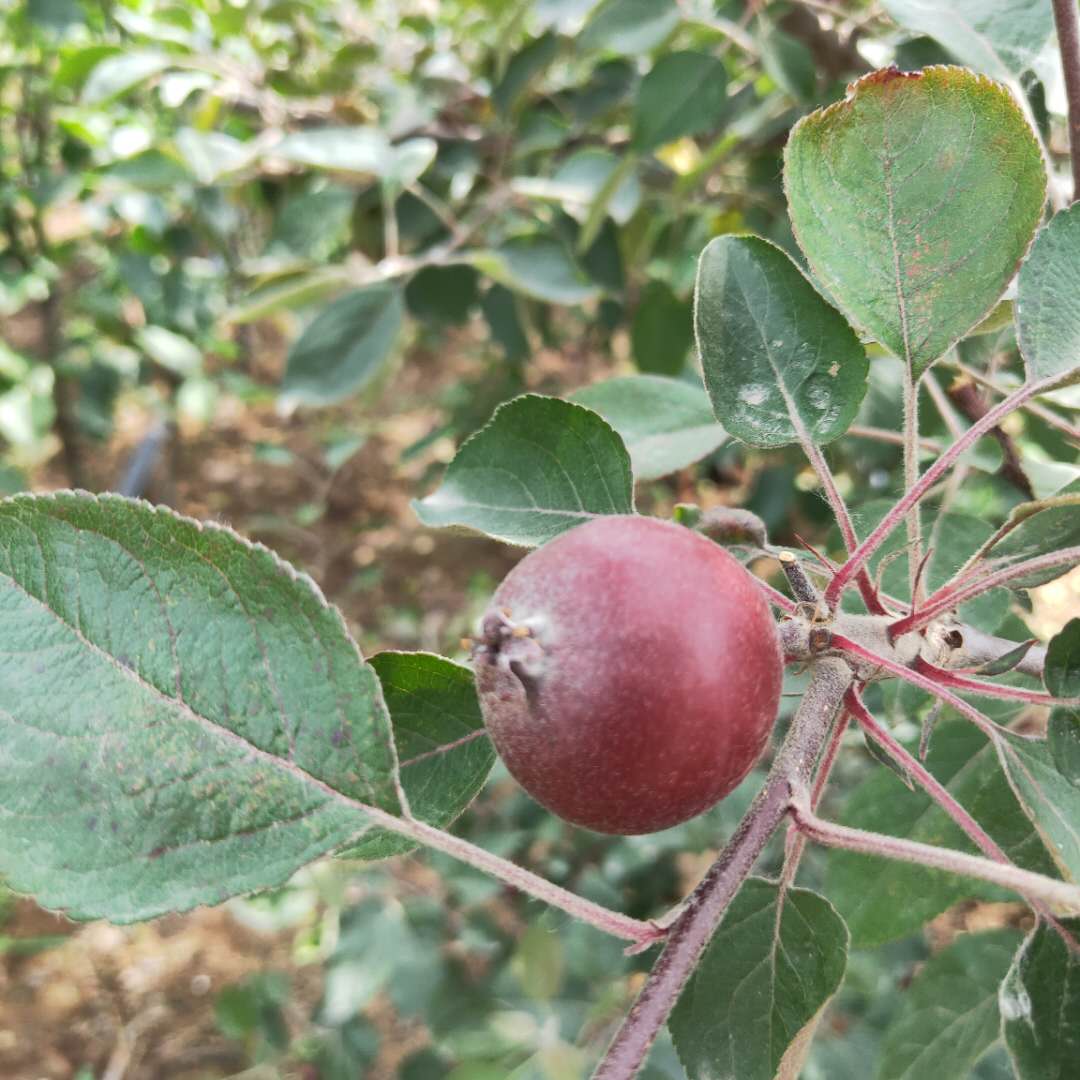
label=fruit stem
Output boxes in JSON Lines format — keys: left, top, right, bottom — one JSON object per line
{"left": 591, "top": 659, "right": 853, "bottom": 1080}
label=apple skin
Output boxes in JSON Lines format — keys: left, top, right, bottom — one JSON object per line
{"left": 473, "top": 515, "right": 783, "bottom": 835}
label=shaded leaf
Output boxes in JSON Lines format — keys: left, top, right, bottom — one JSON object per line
{"left": 282, "top": 284, "right": 404, "bottom": 407}
{"left": 784, "top": 66, "right": 1045, "bottom": 378}
{"left": 1017, "top": 203, "right": 1080, "bottom": 388}
{"left": 630, "top": 280, "right": 692, "bottom": 376}
{"left": 413, "top": 395, "right": 634, "bottom": 546}
{"left": 343, "top": 653, "right": 494, "bottom": 861}
{"left": 983, "top": 485, "right": 1080, "bottom": 589}
{"left": 0, "top": 493, "right": 399, "bottom": 922}
{"left": 997, "top": 733, "right": 1080, "bottom": 882}
{"left": 1049, "top": 709, "right": 1080, "bottom": 787}
{"left": 570, "top": 375, "right": 726, "bottom": 481}
{"left": 828, "top": 720, "right": 1058, "bottom": 947}
{"left": 1001, "top": 917, "right": 1080, "bottom": 1079}
{"left": 1046, "top": 619, "right": 1080, "bottom": 700}
{"left": 695, "top": 234, "right": 868, "bottom": 447}
{"left": 632, "top": 51, "right": 728, "bottom": 152}
{"left": 878, "top": 929, "right": 1021, "bottom": 1080}
{"left": 670, "top": 878, "right": 848, "bottom": 1080}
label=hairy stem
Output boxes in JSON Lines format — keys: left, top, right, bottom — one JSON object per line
{"left": 1053, "top": 0, "right": 1080, "bottom": 201}
{"left": 892, "top": 545, "right": 1080, "bottom": 635}
{"left": 825, "top": 375, "right": 1060, "bottom": 606}
{"left": 350, "top": 806, "right": 662, "bottom": 946}
{"left": 902, "top": 368, "right": 924, "bottom": 603}
{"left": 828, "top": 633, "right": 1007, "bottom": 743}
{"left": 781, "top": 707, "right": 850, "bottom": 891}
{"left": 800, "top": 440, "right": 887, "bottom": 614}
{"left": 914, "top": 657, "right": 1076, "bottom": 707}
{"left": 591, "top": 659, "right": 852, "bottom": 1079}
{"left": 791, "top": 803, "right": 1080, "bottom": 913}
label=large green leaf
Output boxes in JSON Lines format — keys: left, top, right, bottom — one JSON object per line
{"left": 670, "top": 878, "right": 848, "bottom": 1080}
{"left": 997, "top": 733, "right": 1080, "bottom": 882}
{"left": 275, "top": 128, "right": 435, "bottom": 184}
{"left": 343, "top": 653, "right": 494, "bottom": 861}
{"left": 413, "top": 395, "right": 634, "bottom": 546}
{"left": 695, "top": 234, "right": 868, "bottom": 447}
{"left": 784, "top": 66, "right": 1045, "bottom": 378}
{"left": 281, "top": 284, "right": 404, "bottom": 407}
{"left": 984, "top": 490, "right": 1080, "bottom": 589}
{"left": 827, "top": 720, "right": 1058, "bottom": 947}
{"left": 0, "top": 493, "right": 400, "bottom": 922}
{"left": 1016, "top": 204, "right": 1080, "bottom": 388}
{"left": 1001, "top": 918, "right": 1080, "bottom": 1080}
{"left": 878, "top": 929, "right": 1021, "bottom": 1080}
{"left": 570, "top": 376, "right": 726, "bottom": 481}
{"left": 882, "top": 0, "right": 1055, "bottom": 83}
{"left": 632, "top": 51, "right": 728, "bottom": 153}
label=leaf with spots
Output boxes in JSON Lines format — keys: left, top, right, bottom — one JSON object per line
{"left": 695, "top": 234, "right": 868, "bottom": 448}
{"left": 412, "top": 395, "right": 635, "bottom": 547}
{"left": 0, "top": 492, "right": 404, "bottom": 922}
{"left": 784, "top": 66, "right": 1045, "bottom": 379}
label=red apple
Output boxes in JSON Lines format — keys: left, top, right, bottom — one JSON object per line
{"left": 473, "top": 515, "right": 783, "bottom": 834}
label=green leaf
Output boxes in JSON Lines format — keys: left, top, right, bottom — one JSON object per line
{"left": 983, "top": 486, "right": 1080, "bottom": 589}
{"left": 578, "top": 0, "right": 680, "bottom": 56}
{"left": 1001, "top": 918, "right": 1080, "bottom": 1079}
{"left": 760, "top": 25, "right": 817, "bottom": 102}
{"left": 227, "top": 267, "right": 355, "bottom": 324}
{"left": 82, "top": 50, "right": 173, "bottom": 104}
{"left": 570, "top": 375, "right": 726, "bottom": 481}
{"left": 670, "top": 878, "right": 848, "bottom": 1080}
{"left": 512, "top": 149, "right": 640, "bottom": 227}
{"left": 882, "top": 0, "right": 1056, "bottom": 84}
{"left": 997, "top": 732, "right": 1080, "bottom": 882}
{"left": 695, "top": 234, "right": 868, "bottom": 448}
{"left": 1049, "top": 709, "right": 1080, "bottom": 786}
{"left": 282, "top": 284, "right": 404, "bottom": 407}
{"left": 472, "top": 237, "right": 602, "bottom": 305}
{"left": 631, "top": 279, "right": 692, "bottom": 375}
{"left": 174, "top": 128, "right": 256, "bottom": 184}
{"left": 0, "top": 493, "right": 400, "bottom": 922}
{"left": 1017, "top": 203, "right": 1080, "bottom": 388}
{"left": 1047, "top": 619, "right": 1080, "bottom": 700}
{"left": 827, "top": 720, "right": 1058, "bottom": 947}
{"left": 784, "top": 66, "right": 1046, "bottom": 378}
{"left": 878, "top": 929, "right": 1021, "bottom": 1080}
{"left": 275, "top": 128, "right": 434, "bottom": 184}
{"left": 405, "top": 265, "right": 479, "bottom": 326}
{"left": 413, "top": 395, "right": 634, "bottom": 546}
{"left": 632, "top": 51, "right": 728, "bottom": 153}
{"left": 493, "top": 32, "right": 560, "bottom": 115}
{"left": 135, "top": 325, "right": 202, "bottom": 378}
{"left": 342, "top": 653, "right": 494, "bottom": 861}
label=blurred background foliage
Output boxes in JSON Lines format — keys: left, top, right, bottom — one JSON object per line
{"left": 0, "top": 0, "right": 1077, "bottom": 1076}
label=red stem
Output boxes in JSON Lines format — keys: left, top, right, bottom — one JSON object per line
{"left": 891, "top": 545, "right": 1080, "bottom": 636}
{"left": 828, "top": 634, "right": 1012, "bottom": 743}
{"left": 1052, "top": 0, "right": 1080, "bottom": 200}
{"left": 913, "top": 657, "right": 1072, "bottom": 707}
{"left": 824, "top": 377, "right": 1057, "bottom": 607}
